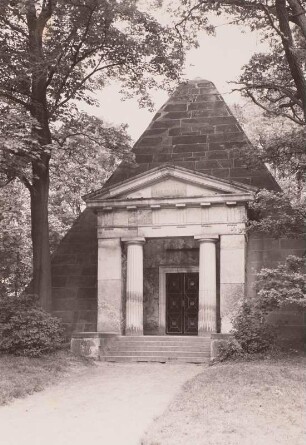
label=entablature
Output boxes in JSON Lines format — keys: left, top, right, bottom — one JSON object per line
{"left": 87, "top": 193, "right": 252, "bottom": 212}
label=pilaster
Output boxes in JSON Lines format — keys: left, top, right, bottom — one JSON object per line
{"left": 97, "top": 238, "right": 122, "bottom": 333}
{"left": 220, "top": 234, "right": 246, "bottom": 332}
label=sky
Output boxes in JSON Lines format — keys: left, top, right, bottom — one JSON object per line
{"left": 80, "top": 15, "right": 267, "bottom": 142}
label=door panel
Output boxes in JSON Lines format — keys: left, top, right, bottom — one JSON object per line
{"left": 166, "top": 274, "right": 183, "bottom": 334}
{"left": 166, "top": 273, "right": 199, "bottom": 335}
{"left": 183, "top": 273, "right": 198, "bottom": 335}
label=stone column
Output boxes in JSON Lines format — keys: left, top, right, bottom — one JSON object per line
{"left": 97, "top": 238, "right": 122, "bottom": 333}
{"left": 124, "top": 238, "right": 145, "bottom": 336}
{"left": 196, "top": 236, "right": 218, "bottom": 334}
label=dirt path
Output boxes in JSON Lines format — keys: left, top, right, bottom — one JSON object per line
{"left": 0, "top": 362, "right": 201, "bottom": 445}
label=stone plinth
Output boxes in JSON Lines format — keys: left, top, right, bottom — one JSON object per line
{"left": 71, "top": 332, "right": 101, "bottom": 359}
{"left": 210, "top": 333, "right": 233, "bottom": 360}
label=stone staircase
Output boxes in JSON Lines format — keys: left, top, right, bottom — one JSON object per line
{"left": 99, "top": 335, "right": 211, "bottom": 363}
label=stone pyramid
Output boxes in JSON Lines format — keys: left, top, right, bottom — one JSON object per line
{"left": 105, "top": 79, "right": 279, "bottom": 191}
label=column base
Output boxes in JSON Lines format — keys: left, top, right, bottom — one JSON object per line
{"left": 125, "top": 327, "right": 144, "bottom": 336}
{"left": 198, "top": 331, "right": 215, "bottom": 337}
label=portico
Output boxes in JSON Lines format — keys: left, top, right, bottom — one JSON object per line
{"left": 85, "top": 165, "right": 254, "bottom": 337}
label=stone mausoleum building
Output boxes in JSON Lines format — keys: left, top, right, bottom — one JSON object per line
{"left": 51, "top": 80, "right": 304, "bottom": 362}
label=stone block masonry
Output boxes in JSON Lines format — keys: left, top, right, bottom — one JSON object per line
{"left": 105, "top": 80, "right": 280, "bottom": 192}
{"left": 51, "top": 209, "right": 97, "bottom": 335}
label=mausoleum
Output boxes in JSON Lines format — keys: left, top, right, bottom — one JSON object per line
{"left": 51, "top": 80, "right": 304, "bottom": 361}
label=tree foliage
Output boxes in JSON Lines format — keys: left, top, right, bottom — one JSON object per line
{"left": 0, "top": 115, "right": 129, "bottom": 296}
{"left": 0, "top": 0, "right": 185, "bottom": 115}
{"left": 247, "top": 189, "right": 305, "bottom": 238}
{"left": 171, "top": 0, "right": 306, "bottom": 124}
{"left": 0, "top": 0, "right": 187, "bottom": 307}
{"left": 0, "top": 182, "right": 32, "bottom": 297}
{"left": 255, "top": 255, "right": 306, "bottom": 311}
{"left": 231, "top": 103, "right": 305, "bottom": 237}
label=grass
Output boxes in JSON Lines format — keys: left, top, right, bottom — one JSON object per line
{"left": 142, "top": 355, "right": 306, "bottom": 445}
{"left": 0, "top": 349, "right": 94, "bottom": 405}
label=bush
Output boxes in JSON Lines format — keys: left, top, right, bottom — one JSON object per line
{"left": 217, "top": 301, "right": 276, "bottom": 361}
{"left": 0, "top": 294, "right": 65, "bottom": 357}
{"left": 217, "top": 338, "right": 244, "bottom": 362}
{"left": 232, "top": 302, "right": 275, "bottom": 354}
{"left": 217, "top": 255, "right": 305, "bottom": 361}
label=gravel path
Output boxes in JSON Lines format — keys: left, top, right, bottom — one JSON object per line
{"left": 0, "top": 362, "right": 201, "bottom": 445}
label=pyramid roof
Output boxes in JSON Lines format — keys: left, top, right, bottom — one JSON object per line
{"left": 104, "top": 79, "right": 280, "bottom": 191}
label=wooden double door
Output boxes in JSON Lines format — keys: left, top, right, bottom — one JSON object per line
{"left": 166, "top": 273, "right": 199, "bottom": 335}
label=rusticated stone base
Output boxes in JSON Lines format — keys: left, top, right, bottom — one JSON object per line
{"left": 71, "top": 332, "right": 120, "bottom": 359}
{"left": 71, "top": 332, "right": 101, "bottom": 359}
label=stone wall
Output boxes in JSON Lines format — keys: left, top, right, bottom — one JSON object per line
{"left": 51, "top": 209, "right": 97, "bottom": 334}
{"left": 246, "top": 233, "right": 305, "bottom": 346}
{"left": 50, "top": 210, "right": 305, "bottom": 344}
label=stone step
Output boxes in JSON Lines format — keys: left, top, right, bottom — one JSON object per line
{"left": 114, "top": 336, "right": 211, "bottom": 343}
{"left": 100, "top": 355, "right": 209, "bottom": 363}
{"left": 99, "top": 335, "right": 212, "bottom": 363}
{"left": 104, "top": 350, "right": 210, "bottom": 357}
{"left": 107, "top": 344, "right": 210, "bottom": 352}
{"left": 113, "top": 340, "right": 211, "bottom": 346}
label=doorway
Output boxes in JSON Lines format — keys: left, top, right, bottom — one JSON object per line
{"left": 166, "top": 273, "right": 199, "bottom": 335}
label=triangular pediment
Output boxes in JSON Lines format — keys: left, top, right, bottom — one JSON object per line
{"left": 84, "top": 165, "right": 256, "bottom": 203}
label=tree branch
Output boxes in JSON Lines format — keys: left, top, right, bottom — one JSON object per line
{"left": 52, "top": 60, "right": 125, "bottom": 114}
{"left": 244, "top": 88, "right": 305, "bottom": 124}
{"left": 0, "top": 91, "right": 30, "bottom": 109}
{"left": 20, "top": 175, "right": 33, "bottom": 192}
{"left": 275, "top": 0, "right": 306, "bottom": 120}
{"left": 231, "top": 81, "right": 303, "bottom": 108}
{"left": 1, "top": 17, "right": 28, "bottom": 38}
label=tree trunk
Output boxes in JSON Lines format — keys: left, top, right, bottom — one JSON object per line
{"left": 276, "top": 0, "right": 306, "bottom": 121}
{"left": 26, "top": 2, "right": 54, "bottom": 310}
{"left": 287, "top": 0, "right": 306, "bottom": 40}
{"left": 30, "top": 155, "right": 52, "bottom": 310}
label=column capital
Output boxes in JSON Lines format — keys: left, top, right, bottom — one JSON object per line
{"left": 195, "top": 235, "right": 219, "bottom": 243}
{"left": 122, "top": 237, "right": 145, "bottom": 245}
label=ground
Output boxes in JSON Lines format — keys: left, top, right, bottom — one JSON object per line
{"left": 0, "top": 350, "right": 93, "bottom": 405}
{"left": 1, "top": 355, "right": 304, "bottom": 445}
{"left": 142, "top": 356, "right": 306, "bottom": 445}
{"left": 0, "top": 359, "right": 200, "bottom": 445}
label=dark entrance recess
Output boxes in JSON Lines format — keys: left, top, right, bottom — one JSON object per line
{"left": 166, "top": 273, "right": 199, "bottom": 335}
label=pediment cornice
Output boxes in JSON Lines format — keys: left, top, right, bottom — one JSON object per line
{"left": 84, "top": 164, "right": 256, "bottom": 207}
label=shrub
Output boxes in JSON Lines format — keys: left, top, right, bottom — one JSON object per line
{"left": 0, "top": 294, "right": 65, "bottom": 357}
{"left": 217, "top": 338, "right": 244, "bottom": 362}
{"left": 217, "top": 255, "right": 305, "bottom": 361}
{"left": 217, "top": 301, "right": 276, "bottom": 361}
{"left": 232, "top": 302, "right": 275, "bottom": 354}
